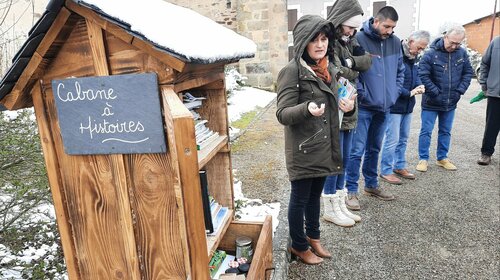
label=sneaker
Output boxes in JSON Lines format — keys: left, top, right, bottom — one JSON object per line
{"left": 364, "top": 187, "right": 395, "bottom": 201}
{"left": 393, "top": 169, "right": 416, "bottom": 180}
{"left": 379, "top": 174, "right": 403, "bottom": 185}
{"left": 345, "top": 193, "right": 360, "bottom": 211}
{"left": 436, "top": 159, "right": 457, "bottom": 170}
{"left": 477, "top": 154, "right": 491, "bottom": 166}
{"left": 416, "top": 160, "right": 428, "bottom": 172}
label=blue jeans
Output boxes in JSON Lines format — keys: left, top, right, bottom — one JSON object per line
{"left": 418, "top": 109, "right": 456, "bottom": 161}
{"left": 345, "top": 108, "right": 389, "bottom": 193}
{"left": 381, "top": 113, "right": 412, "bottom": 175}
{"left": 323, "top": 130, "right": 354, "bottom": 194}
{"left": 288, "top": 177, "right": 325, "bottom": 251}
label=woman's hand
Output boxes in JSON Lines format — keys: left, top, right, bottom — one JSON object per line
{"left": 339, "top": 94, "right": 357, "bottom": 112}
{"left": 308, "top": 102, "right": 325, "bottom": 116}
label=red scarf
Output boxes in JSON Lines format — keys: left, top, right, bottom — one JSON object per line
{"left": 309, "top": 57, "right": 331, "bottom": 84}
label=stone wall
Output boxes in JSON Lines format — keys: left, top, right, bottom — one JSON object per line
{"left": 168, "top": 0, "right": 288, "bottom": 90}
{"left": 167, "top": 0, "right": 238, "bottom": 30}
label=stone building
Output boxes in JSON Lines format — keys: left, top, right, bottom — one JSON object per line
{"left": 463, "top": 12, "right": 500, "bottom": 54}
{"left": 169, "top": 0, "right": 289, "bottom": 90}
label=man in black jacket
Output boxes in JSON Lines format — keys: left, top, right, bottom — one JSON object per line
{"left": 477, "top": 36, "right": 500, "bottom": 166}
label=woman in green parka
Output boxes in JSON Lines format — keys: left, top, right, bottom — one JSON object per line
{"left": 276, "top": 15, "right": 355, "bottom": 265}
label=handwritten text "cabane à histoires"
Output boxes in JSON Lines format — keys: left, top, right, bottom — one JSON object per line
{"left": 55, "top": 81, "right": 147, "bottom": 143}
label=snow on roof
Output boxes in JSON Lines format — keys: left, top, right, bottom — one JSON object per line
{"left": 81, "top": 0, "right": 257, "bottom": 63}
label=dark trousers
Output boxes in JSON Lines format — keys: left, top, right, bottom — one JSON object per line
{"left": 481, "top": 97, "right": 500, "bottom": 156}
{"left": 288, "top": 177, "right": 325, "bottom": 251}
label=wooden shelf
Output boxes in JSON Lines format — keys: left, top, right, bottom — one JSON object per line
{"left": 206, "top": 209, "right": 234, "bottom": 259}
{"left": 197, "top": 135, "right": 228, "bottom": 169}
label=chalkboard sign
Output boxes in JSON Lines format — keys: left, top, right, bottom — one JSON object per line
{"left": 52, "top": 73, "right": 167, "bottom": 155}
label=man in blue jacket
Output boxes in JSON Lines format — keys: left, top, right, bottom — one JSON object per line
{"left": 416, "top": 24, "right": 473, "bottom": 172}
{"left": 380, "top": 30, "right": 430, "bottom": 185}
{"left": 344, "top": 6, "right": 405, "bottom": 210}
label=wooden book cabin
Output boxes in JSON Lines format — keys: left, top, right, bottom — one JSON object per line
{"left": 0, "top": 0, "right": 273, "bottom": 279}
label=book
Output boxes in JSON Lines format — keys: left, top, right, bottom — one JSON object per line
{"left": 209, "top": 250, "right": 227, "bottom": 278}
{"left": 199, "top": 170, "right": 214, "bottom": 234}
{"left": 337, "top": 76, "right": 356, "bottom": 100}
{"left": 198, "top": 132, "right": 220, "bottom": 150}
{"left": 210, "top": 201, "right": 222, "bottom": 221}
{"left": 208, "top": 206, "right": 229, "bottom": 236}
{"left": 213, "top": 254, "right": 236, "bottom": 279}
{"left": 183, "top": 92, "right": 206, "bottom": 102}
{"left": 183, "top": 99, "right": 203, "bottom": 110}
{"left": 196, "top": 129, "right": 214, "bottom": 143}
{"left": 337, "top": 76, "right": 357, "bottom": 124}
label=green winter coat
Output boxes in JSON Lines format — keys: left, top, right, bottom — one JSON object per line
{"left": 276, "top": 15, "right": 343, "bottom": 181}
{"left": 327, "top": 0, "right": 372, "bottom": 130}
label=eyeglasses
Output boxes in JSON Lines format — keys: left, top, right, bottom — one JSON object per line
{"left": 445, "top": 36, "right": 462, "bottom": 47}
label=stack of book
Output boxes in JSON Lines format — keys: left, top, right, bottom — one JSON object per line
{"left": 182, "top": 92, "right": 219, "bottom": 151}
{"left": 183, "top": 92, "right": 205, "bottom": 110}
{"left": 195, "top": 120, "right": 219, "bottom": 151}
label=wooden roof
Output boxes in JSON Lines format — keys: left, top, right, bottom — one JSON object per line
{"left": 0, "top": 0, "right": 255, "bottom": 110}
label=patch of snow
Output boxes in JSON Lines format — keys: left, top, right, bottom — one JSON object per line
{"left": 81, "top": 0, "right": 256, "bottom": 63}
{"left": 227, "top": 87, "right": 276, "bottom": 123}
{"left": 2, "top": 110, "right": 19, "bottom": 120}
{"left": 233, "top": 177, "right": 280, "bottom": 235}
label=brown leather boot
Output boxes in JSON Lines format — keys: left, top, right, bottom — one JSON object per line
{"left": 289, "top": 247, "right": 323, "bottom": 265}
{"left": 306, "top": 237, "right": 332, "bottom": 258}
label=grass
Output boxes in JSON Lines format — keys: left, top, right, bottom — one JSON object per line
{"left": 230, "top": 108, "right": 260, "bottom": 130}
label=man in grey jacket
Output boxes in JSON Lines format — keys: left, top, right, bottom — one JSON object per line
{"left": 477, "top": 36, "right": 500, "bottom": 165}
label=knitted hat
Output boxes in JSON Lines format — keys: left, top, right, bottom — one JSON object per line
{"left": 343, "top": 14, "right": 363, "bottom": 28}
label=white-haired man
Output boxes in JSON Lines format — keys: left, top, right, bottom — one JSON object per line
{"left": 416, "top": 24, "right": 473, "bottom": 172}
{"left": 380, "top": 30, "right": 430, "bottom": 184}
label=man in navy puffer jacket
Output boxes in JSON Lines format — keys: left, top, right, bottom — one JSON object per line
{"left": 416, "top": 24, "right": 473, "bottom": 172}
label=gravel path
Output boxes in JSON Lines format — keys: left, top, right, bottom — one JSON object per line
{"left": 231, "top": 79, "right": 499, "bottom": 280}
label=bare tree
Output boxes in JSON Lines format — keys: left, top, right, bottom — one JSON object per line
{"left": 0, "top": 0, "right": 37, "bottom": 76}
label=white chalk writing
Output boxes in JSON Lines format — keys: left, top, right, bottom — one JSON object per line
{"left": 56, "top": 81, "right": 117, "bottom": 102}
{"left": 79, "top": 116, "right": 145, "bottom": 141}
{"left": 102, "top": 102, "right": 114, "bottom": 117}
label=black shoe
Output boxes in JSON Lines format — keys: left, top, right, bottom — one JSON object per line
{"left": 477, "top": 154, "right": 491, "bottom": 165}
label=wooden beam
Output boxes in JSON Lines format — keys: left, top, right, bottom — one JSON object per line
{"left": 131, "top": 37, "right": 186, "bottom": 72}
{"left": 161, "top": 85, "right": 192, "bottom": 278}
{"left": 32, "top": 82, "right": 80, "bottom": 280}
{"left": 65, "top": 0, "right": 133, "bottom": 44}
{"left": 86, "top": 19, "right": 109, "bottom": 75}
{"left": 85, "top": 19, "right": 141, "bottom": 279}
{"left": 1, "top": 7, "right": 71, "bottom": 110}
{"left": 174, "top": 72, "right": 224, "bottom": 93}
{"left": 66, "top": 0, "right": 186, "bottom": 72}
{"left": 162, "top": 86, "right": 211, "bottom": 279}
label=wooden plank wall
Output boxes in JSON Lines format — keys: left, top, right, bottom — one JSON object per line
{"left": 36, "top": 14, "right": 188, "bottom": 279}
